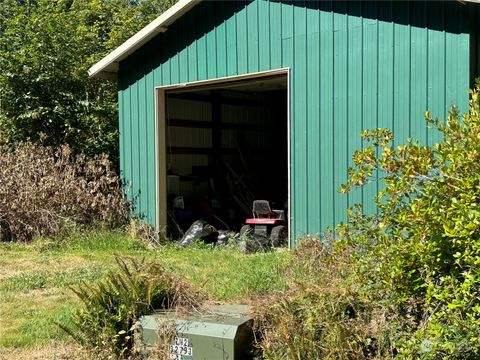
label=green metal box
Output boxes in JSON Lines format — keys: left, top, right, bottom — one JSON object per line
{"left": 137, "top": 304, "right": 254, "bottom": 360}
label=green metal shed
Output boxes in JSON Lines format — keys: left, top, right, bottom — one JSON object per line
{"left": 90, "top": 0, "right": 480, "bottom": 246}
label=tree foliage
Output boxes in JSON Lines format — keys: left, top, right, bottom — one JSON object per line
{"left": 0, "top": 0, "right": 174, "bottom": 162}
{"left": 340, "top": 87, "right": 480, "bottom": 358}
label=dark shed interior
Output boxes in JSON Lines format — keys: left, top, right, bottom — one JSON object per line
{"left": 164, "top": 75, "right": 288, "bottom": 235}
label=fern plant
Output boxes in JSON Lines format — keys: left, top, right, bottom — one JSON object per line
{"left": 59, "top": 256, "right": 198, "bottom": 359}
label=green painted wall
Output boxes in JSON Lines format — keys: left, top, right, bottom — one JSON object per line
{"left": 118, "top": 0, "right": 471, "bottom": 245}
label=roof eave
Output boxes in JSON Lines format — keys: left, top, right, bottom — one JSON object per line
{"left": 88, "top": 0, "right": 201, "bottom": 79}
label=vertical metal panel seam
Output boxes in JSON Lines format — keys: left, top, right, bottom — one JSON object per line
{"left": 157, "top": 52, "right": 164, "bottom": 226}
{"left": 346, "top": 5, "right": 349, "bottom": 212}
{"left": 425, "top": 1, "right": 429, "bottom": 145}
{"left": 224, "top": 3, "right": 228, "bottom": 75}
{"left": 331, "top": 3, "right": 335, "bottom": 227}
{"left": 303, "top": 2, "right": 315, "bottom": 233}
{"left": 167, "top": 27, "right": 173, "bottom": 84}
{"left": 216, "top": 2, "right": 222, "bottom": 77}
{"left": 318, "top": 2, "right": 322, "bottom": 230}
{"left": 130, "top": 62, "right": 135, "bottom": 203}
{"left": 443, "top": 1, "right": 447, "bottom": 123}
{"left": 198, "top": 4, "right": 206, "bottom": 80}
{"left": 268, "top": 1, "right": 272, "bottom": 69}
{"left": 132, "top": 62, "right": 142, "bottom": 211}
{"left": 407, "top": 1, "right": 412, "bottom": 138}
{"left": 234, "top": 7, "right": 239, "bottom": 75}
{"left": 125, "top": 65, "right": 130, "bottom": 200}
{"left": 280, "top": 2, "right": 283, "bottom": 66}
{"left": 235, "top": 10, "right": 238, "bottom": 75}
{"left": 129, "top": 66, "right": 134, "bottom": 202}
{"left": 185, "top": 18, "right": 190, "bottom": 81}
{"left": 245, "top": 3, "right": 249, "bottom": 73}
{"left": 147, "top": 51, "right": 152, "bottom": 219}
{"left": 214, "top": 3, "right": 218, "bottom": 78}
{"left": 357, "top": 1, "right": 366, "bottom": 208}
{"left": 246, "top": 1, "right": 252, "bottom": 73}
{"left": 291, "top": 1, "right": 296, "bottom": 238}
{"left": 205, "top": 7, "right": 209, "bottom": 79}
{"left": 144, "top": 54, "right": 149, "bottom": 218}
{"left": 408, "top": 3, "right": 412, "bottom": 138}
{"left": 375, "top": 3, "right": 379, "bottom": 210}
{"left": 392, "top": 2, "right": 395, "bottom": 149}
{"left": 303, "top": 1, "right": 309, "bottom": 231}
{"left": 177, "top": 25, "right": 181, "bottom": 83}
{"left": 137, "top": 62, "right": 142, "bottom": 213}
{"left": 119, "top": 73, "right": 125, "bottom": 201}
{"left": 195, "top": 6, "right": 199, "bottom": 81}
{"left": 454, "top": 4, "right": 460, "bottom": 107}
{"left": 257, "top": 0, "right": 260, "bottom": 71}
{"left": 214, "top": 2, "right": 220, "bottom": 77}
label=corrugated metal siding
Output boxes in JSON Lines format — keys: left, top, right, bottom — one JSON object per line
{"left": 118, "top": 0, "right": 471, "bottom": 245}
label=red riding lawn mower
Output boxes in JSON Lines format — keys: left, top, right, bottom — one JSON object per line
{"left": 239, "top": 200, "right": 288, "bottom": 249}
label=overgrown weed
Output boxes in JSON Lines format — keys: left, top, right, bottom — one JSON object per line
{"left": 256, "top": 237, "right": 396, "bottom": 360}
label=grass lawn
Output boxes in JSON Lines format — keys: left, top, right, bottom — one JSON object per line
{"left": 0, "top": 230, "right": 290, "bottom": 359}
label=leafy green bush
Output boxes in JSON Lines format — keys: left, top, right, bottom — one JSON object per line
{"left": 60, "top": 256, "right": 200, "bottom": 359}
{"left": 337, "top": 87, "right": 480, "bottom": 358}
{"left": 0, "top": 143, "right": 127, "bottom": 241}
{"left": 258, "top": 87, "right": 480, "bottom": 359}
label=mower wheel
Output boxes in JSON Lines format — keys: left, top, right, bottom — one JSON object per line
{"left": 270, "top": 225, "right": 287, "bottom": 247}
{"left": 239, "top": 225, "right": 252, "bottom": 239}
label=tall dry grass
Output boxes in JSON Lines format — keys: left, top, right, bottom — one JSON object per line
{"left": 256, "top": 238, "right": 398, "bottom": 360}
{"left": 0, "top": 143, "right": 127, "bottom": 241}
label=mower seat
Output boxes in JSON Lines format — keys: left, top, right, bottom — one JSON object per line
{"left": 252, "top": 200, "right": 285, "bottom": 220}
{"left": 253, "top": 200, "right": 275, "bottom": 218}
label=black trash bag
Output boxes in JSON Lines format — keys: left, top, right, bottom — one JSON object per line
{"left": 179, "top": 220, "right": 218, "bottom": 246}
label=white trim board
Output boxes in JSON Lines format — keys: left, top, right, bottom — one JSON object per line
{"left": 89, "top": 0, "right": 201, "bottom": 79}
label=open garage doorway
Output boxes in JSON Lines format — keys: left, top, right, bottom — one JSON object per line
{"left": 155, "top": 70, "right": 290, "bottom": 245}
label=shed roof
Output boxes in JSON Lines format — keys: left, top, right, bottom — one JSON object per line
{"left": 89, "top": 0, "right": 479, "bottom": 80}
{"left": 88, "top": 0, "right": 201, "bottom": 79}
